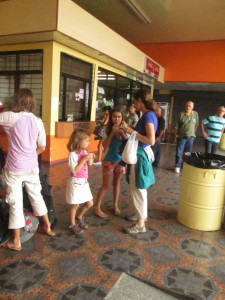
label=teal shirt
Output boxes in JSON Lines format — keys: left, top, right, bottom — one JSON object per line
{"left": 126, "top": 147, "right": 155, "bottom": 189}
{"left": 104, "top": 135, "right": 123, "bottom": 162}
{"left": 202, "top": 115, "right": 225, "bottom": 143}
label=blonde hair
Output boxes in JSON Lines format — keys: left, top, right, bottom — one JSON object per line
{"left": 12, "top": 88, "right": 36, "bottom": 114}
{"left": 67, "top": 128, "right": 90, "bottom": 153}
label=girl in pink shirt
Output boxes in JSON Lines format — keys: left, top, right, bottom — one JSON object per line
{"left": 0, "top": 89, "right": 55, "bottom": 251}
{"left": 66, "top": 129, "right": 95, "bottom": 234}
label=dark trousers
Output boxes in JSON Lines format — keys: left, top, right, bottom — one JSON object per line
{"left": 204, "top": 139, "right": 218, "bottom": 154}
{"left": 152, "top": 140, "right": 161, "bottom": 166}
{"left": 175, "top": 137, "right": 194, "bottom": 168}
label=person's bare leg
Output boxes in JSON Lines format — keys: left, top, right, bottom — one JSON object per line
{"left": 4, "top": 228, "right": 21, "bottom": 250}
{"left": 97, "top": 141, "right": 103, "bottom": 162}
{"left": 69, "top": 204, "right": 79, "bottom": 225}
{"left": 137, "top": 217, "right": 145, "bottom": 228}
{"left": 38, "top": 213, "right": 55, "bottom": 234}
{"left": 113, "top": 173, "right": 122, "bottom": 215}
{"left": 77, "top": 200, "right": 93, "bottom": 219}
{"left": 95, "top": 174, "right": 111, "bottom": 217}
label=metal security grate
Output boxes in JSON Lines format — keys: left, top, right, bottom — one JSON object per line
{"left": 0, "top": 50, "right": 43, "bottom": 117}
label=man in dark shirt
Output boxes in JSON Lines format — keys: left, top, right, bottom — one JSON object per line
{"left": 152, "top": 105, "right": 165, "bottom": 167}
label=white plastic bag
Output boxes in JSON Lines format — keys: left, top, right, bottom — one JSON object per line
{"left": 122, "top": 131, "right": 138, "bottom": 164}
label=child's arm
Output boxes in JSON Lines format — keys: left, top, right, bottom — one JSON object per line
{"left": 74, "top": 153, "right": 93, "bottom": 173}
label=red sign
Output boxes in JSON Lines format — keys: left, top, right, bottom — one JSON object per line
{"left": 144, "top": 58, "right": 159, "bottom": 79}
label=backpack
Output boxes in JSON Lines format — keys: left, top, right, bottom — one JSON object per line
{"left": 23, "top": 165, "right": 57, "bottom": 227}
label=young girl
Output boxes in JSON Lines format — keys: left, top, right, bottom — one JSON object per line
{"left": 0, "top": 88, "right": 54, "bottom": 251}
{"left": 66, "top": 128, "right": 95, "bottom": 234}
{"left": 95, "top": 108, "right": 127, "bottom": 218}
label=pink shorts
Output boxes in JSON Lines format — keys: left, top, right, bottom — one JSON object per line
{"left": 102, "top": 161, "right": 126, "bottom": 175}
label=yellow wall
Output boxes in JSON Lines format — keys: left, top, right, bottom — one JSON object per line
{"left": 57, "top": 0, "right": 164, "bottom": 83}
{"left": 0, "top": 0, "right": 57, "bottom": 35}
{"left": 1, "top": 41, "right": 152, "bottom": 163}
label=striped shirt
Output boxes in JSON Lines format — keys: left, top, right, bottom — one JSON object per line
{"left": 202, "top": 115, "right": 225, "bottom": 143}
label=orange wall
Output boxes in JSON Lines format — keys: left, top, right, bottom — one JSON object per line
{"left": 137, "top": 41, "right": 225, "bottom": 82}
{"left": 1, "top": 133, "right": 98, "bottom": 164}
{"left": 41, "top": 134, "right": 99, "bottom": 163}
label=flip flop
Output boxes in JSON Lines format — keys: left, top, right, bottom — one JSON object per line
{"left": 37, "top": 227, "right": 56, "bottom": 236}
{"left": 2, "top": 243, "right": 22, "bottom": 251}
{"left": 94, "top": 210, "right": 109, "bottom": 219}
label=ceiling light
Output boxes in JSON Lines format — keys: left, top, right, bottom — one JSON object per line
{"left": 121, "top": 0, "right": 151, "bottom": 24}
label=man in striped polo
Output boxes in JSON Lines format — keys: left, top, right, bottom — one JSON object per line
{"left": 201, "top": 106, "right": 225, "bottom": 154}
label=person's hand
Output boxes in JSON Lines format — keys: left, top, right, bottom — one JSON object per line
{"left": 123, "top": 125, "right": 134, "bottom": 135}
{"left": 85, "top": 153, "right": 94, "bottom": 161}
{"left": 203, "top": 132, "right": 209, "bottom": 139}
{"left": 111, "top": 124, "right": 119, "bottom": 133}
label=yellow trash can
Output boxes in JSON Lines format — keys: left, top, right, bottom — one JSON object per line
{"left": 219, "top": 133, "right": 225, "bottom": 150}
{"left": 177, "top": 162, "right": 225, "bottom": 231}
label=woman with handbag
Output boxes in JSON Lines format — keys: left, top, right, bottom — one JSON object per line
{"left": 123, "top": 89, "right": 158, "bottom": 234}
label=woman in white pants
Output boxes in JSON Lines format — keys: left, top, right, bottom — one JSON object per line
{"left": 123, "top": 89, "right": 157, "bottom": 234}
{"left": 1, "top": 89, "right": 55, "bottom": 251}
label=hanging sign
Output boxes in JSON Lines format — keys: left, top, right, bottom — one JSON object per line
{"left": 144, "top": 58, "right": 159, "bottom": 80}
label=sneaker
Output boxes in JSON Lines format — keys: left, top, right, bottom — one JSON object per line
{"left": 76, "top": 217, "right": 89, "bottom": 229}
{"left": 174, "top": 167, "right": 180, "bottom": 174}
{"left": 125, "top": 224, "right": 146, "bottom": 234}
{"left": 69, "top": 224, "right": 84, "bottom": 234}
{"left": 126, "top": 214, "right": 138, "bottom": 222}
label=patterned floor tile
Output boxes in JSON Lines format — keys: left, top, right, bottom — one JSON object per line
{"left": 55, "top": 255, "right": 94, "bottom": 281}
{"left": 148, "top": 209, "right": 176, "bottom": 220}
{"left": 180, "top": 238, "right": 219, "bottom": 260}
{"left": 0, "top": 259, "right": 48, "bottom": 294}
{"left": 98, "top": 247, "right": 143, "bottom": 274}
{"left": 2, "top": 143, "right": 225, "bottom": 299}
{"left": 160, "top": 222, "right": 191, "bottom": 236}
{"left": 144, "top": 245, "right": 183, "bottom": 266}
{"left": 44, "top": 231, "right": 87, "bottom": 253}
{"left": 156, "top": 197, "right": 179, "bottom": 206}
{"left": 57, "top": 283, "right": 107, "bottom": 300}
{"left": 90, "top": 230, "right": 123, "bottom": 246}
{"left": 208, "top": 262, "right": 225, "bottom": 285}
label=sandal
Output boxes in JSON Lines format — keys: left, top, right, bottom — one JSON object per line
{"left": 2, "top": 242, "right": 22, "bottom": 251}
{"left": 37, "top": 227, "right": 55, "bottom": 236}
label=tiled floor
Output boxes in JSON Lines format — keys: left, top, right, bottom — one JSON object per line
{"left": 1, "top": 140, "right": 225, "bottom": 300}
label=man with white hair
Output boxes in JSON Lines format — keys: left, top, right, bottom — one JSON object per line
{"left": 174, "top": 101, "right": 199, "bottom": 174}
{"left": 201, "top": 106, "right": 225, "bottom": 154}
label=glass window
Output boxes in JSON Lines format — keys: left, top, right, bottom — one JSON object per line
{"left": 0, "top": 54, "right": 16, "bottom": 71}
{"left": 0, "top": 75, "right": 15, "bottom": 108}
{"left": 59, "top": 54, "right": 92, "bottom": 121}
{"left": 19, "top": 53, "right": 42, "bottom": 71}
{"left": 96, "top": 86, "right": 115, "bottom": 123}
{"left": 61, "top": 54, "right": 92, "bottom": 80}
{"left": 0, "top": 51, "right": 43, "bottom": 117}
{"left": 20, "top": 74, "right": 42, "bottom": 116}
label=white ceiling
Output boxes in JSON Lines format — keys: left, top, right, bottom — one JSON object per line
{"left": 72, "top": 0, "right": 225, "bottom": 44}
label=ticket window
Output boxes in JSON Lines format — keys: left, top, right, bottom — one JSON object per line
{"left": 59, "top": 53, "right": 92, "bottom": 122}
